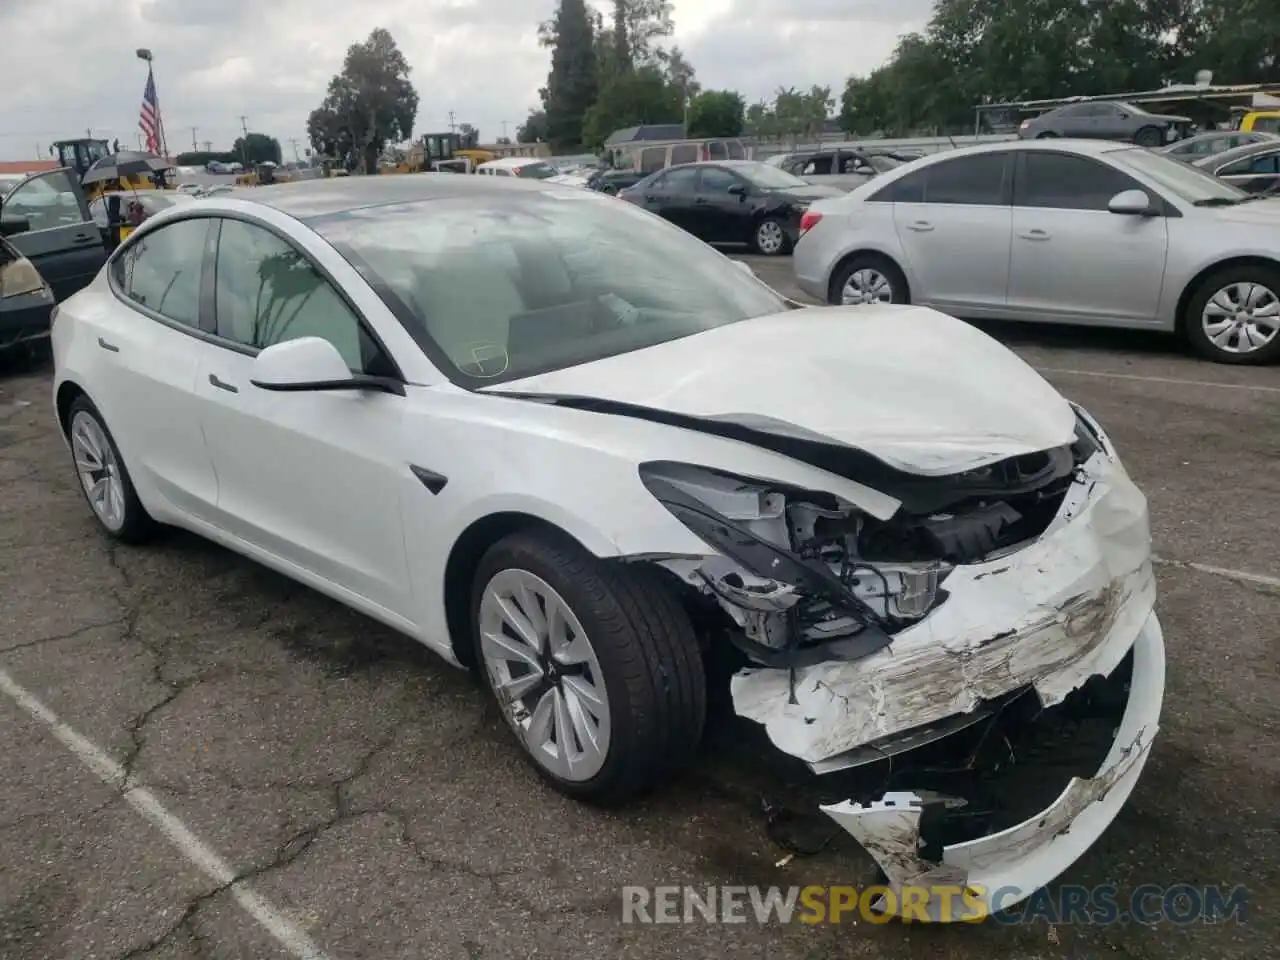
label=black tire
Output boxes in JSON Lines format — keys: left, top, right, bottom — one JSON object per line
{"left": 1182, "top": 264, "right": 1280, "bottom": 365}
{"left": 1134, "top": 126, "right": 1163, "bottom": 148}
{"left": 65, "top": 395, "right": 158, "bottom": 544}
{"left": 1036, "top": 131, "right": 1058, "bottom": 139}
{"left": 471, "top": 530, "right": 706, "bottom": 805}
{"left": 751, "top": 216, "right": 791, "bottom": 256}
{"left": 828, "top": 253, "right": 910, "bottom": 306}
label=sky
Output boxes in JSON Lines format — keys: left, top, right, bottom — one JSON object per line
{"left": 0, "top": 0, "right": 933, "bottom": 161}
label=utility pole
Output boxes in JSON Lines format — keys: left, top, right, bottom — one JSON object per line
{"left": 501, "top": 120, "right": 509, "bottom": 140}
{"left": 447, "top": 111, "right": 456, "bottom": 133}
{"left": 238, "top": 115, "right": 249, "bottom": 164}
{"left": 288, "top": 138, "right": 301, "bottom": 161}
{"left": 86, "top": 127, "right": 93, "bottom": 138}
{"left": 190, "top": 127, "right": 198, "bottom": 152}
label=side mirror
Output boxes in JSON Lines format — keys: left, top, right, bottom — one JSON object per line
{"left": 0, "top": 215, "right": 31, "bottom": 237}
{"left": 1108, "top": 189, "right": 1155, "bottom": 216}
{"left": 248, "top": 337, "right": 404, "bottom": 396}
{"left": 728, "top": 183, "right": 747, "bottom": 197}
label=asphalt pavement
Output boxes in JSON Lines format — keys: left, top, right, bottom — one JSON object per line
{"left": 1, "top": 257, "right": 1277, "bottom": 959}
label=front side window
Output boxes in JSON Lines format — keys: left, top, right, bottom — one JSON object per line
{"left": 1016, "top": 152, "right": 1140, "bottom": 211}
{"left": 213, "top": 218, "right": 376, "bottom": 372}
{"left": 659, "top": 167, "right": 698, "bottom": 192}
{"left": 312, "top": 192, "right": 788, "bottom": 386}
{"left": 112, "top": 217, "right": 209, "bottom": 326}
{"left": 698, "top": 167, "right": 741, "bottom": 193}
{"left": 1, "top": 170, "right": 85, "bottom": 232}
{"left": 1222, "top": 152, "right": 1280, "bottom": 176}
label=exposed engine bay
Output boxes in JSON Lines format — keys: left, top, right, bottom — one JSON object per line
{"left": 640, "top": 413, "right": 1104, "bottom": 672}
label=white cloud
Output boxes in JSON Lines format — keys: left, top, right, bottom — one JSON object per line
{"left": 0, "top": 0, "right": 926, "bottom": 161}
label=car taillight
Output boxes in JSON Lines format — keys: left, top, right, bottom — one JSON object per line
{"left": 799, "top": 210, "right": 823, "bottom": 236}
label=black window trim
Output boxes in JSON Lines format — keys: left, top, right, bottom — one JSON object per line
{"left": 105, "top": 209, "right": 406, "bottom": 383}
{"left": 867, "top": 150, "right": 1014, "bottom": 205}
{"left": 1011, "top": 150, "right": 1181, "bottom": 218}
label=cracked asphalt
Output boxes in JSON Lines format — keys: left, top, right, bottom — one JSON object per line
{"left": 2, "top": 256, "right": 1277, "bottom": 959}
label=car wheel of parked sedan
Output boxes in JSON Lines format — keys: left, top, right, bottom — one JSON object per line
{"left": 753, "top": 217, "right": 790, "bottom": 256}
{"left": 472, "top": 530, "right": 706, "bottom": 804}
{"left": 66, "top": 396, "right": 157, "bottom": 543}
{"left": 1184, "top": 266, "right": 1280, "bottom": 364}
{"left": 1036, "top": 131, "right": 1058, "bottom": 139}
{"left": 1133, "top": 126, "right": 1163, "bottom": 148}
{"left": 829, "top": 255, "right": 909, "bottom": 306}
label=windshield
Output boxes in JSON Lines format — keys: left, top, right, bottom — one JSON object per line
{"left": 313, "top": 191, "right": 788, "bottom": 385}
{"left": 1110, "top": 146, "right": 1247, "bottom": 204}
{"left": 513, "top": 162, "right": 558, "bottom": 180}
{"left": 737, "top": 163, "right": 811, "bottom": 190}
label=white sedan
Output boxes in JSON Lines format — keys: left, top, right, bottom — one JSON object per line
{"left": 51, "top": 174, "right": 1164, "bottom": 920}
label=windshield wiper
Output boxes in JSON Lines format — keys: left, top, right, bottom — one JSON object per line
{"left": 1192, "top": 196, "right": 1243, "bottom": 207}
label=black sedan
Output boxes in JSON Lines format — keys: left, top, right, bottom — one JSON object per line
{"left": 1193, "top": 139, "right": 1280, "bottom": 194}
{"left": 0, "top": 229, "right": 56, "bottom": 357}
{"left": 618, "top": 160, "right": 844, "bottom": 256}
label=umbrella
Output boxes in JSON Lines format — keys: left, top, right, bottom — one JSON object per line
{"left": 81, "top": 151, "right": 171, "bottom": 185}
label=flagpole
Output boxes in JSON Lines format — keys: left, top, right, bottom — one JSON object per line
{"left": 150, "top": 64, "right": 169, "bottom": 161}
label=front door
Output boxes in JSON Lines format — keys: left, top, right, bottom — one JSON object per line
{"left": 1007, "top": 151, "right": 1168, "bottom": 323}
{"left": 891, "top": 151, "right": 1013, "bottom": 311}
{"left": 693, "top": 166, "right": 751, "bottom": 244}
{"left": 648, "top": 166, "right": 700, "bottom": 235}
{"left": 2, "top": 169, "right": 106, "bottom": 300}
{"left": 196, "top": 216, "right": 414, "bottom": 619}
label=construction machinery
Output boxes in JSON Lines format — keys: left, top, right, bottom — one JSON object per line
{"left": 50, "top": 138, "right": 169, "bottom": 202}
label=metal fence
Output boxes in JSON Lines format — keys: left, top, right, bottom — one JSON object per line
{"left": 746, "top": 132, "right": 1017, "bottom": 160}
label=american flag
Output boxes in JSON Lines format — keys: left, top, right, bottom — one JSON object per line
{"left": 139, "top": 71, "right": 162, "bottom": 155}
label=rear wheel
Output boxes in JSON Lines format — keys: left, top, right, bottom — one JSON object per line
{"left": 1134, "top": 126, "right": 1163, "bottom": 148}
{"left": 1182, "top": 265, "right": 1280, "bottom": 364}
{"left": 472, "top": 530, "right": 706, "bottom": 804}
{"left": 66, "top": 396, "right": 157, "bottom": 543}
{"left": 829, "top": 254, "right": 909, "bottom": 306}
{"left": 1036, "top": 131, "right": 1058, "bottom": 139}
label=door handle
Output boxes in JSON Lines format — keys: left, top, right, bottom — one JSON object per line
{"left": 906, "top": 221, "right": 934, "bottom": 232}
{"left": 694, "top": 197, "right": 709, "bottom": 204}
{"left": 71, "top": 232, "right": 99, "bottom": 245}
{"left": 208, "top": 373, "right": 238, "bottom": 394}
{"left": 97, "top": 337, "right": 119, "bottom": 353}
{"left": 1018, "top": 229, "right": 1051, "bottom": 241}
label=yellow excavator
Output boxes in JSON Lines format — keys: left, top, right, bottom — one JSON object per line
{"left": 380, "top": 132, "right": 494, "bottom": 175}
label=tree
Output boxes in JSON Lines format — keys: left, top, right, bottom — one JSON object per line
{"left": 581, "top": 65, "right": 683, "bottom": 147}
{"left": 517, "top": 110, "right": 549, "bottom": 143}
{"left": 542, "top": 0, "right": 599, "bottom": 149}
{"left": 687, "top": 90, "right": 744, "bottom": 138}
{"left": 306, "top": 28, "right": 418, "bottom": 173}
{"left": 231, "top": 133, "right": 282, "bottom": 165}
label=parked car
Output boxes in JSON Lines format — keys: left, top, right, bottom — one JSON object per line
{"left": 586, "top": 168, "right": 645, "bottom": 195}
{"left": 0, "top": 229, "right": 57, "bottom": 355}
{"left": 50, "top": 173, "right": 1163, "bottom": 920}
{"left": 619, "top": 160, "right": 843, "bottom": 255}
{"left": 1160, "top": 129, "right": 1279, "bottom": 161}
{"left": 793, "top": 139, "right": 1280, "bottom": 364}
{"left": 766, "top": 148, "right": 904, "bottom": 190}
{"left": 1017, "top": 101, "right": 1191, "bottom": 147}
{"left": 1191, "top": 139, "right": 1280, "bottom": 195}
{"left": 0, "top": 167, "right": 106, "bottom": 301}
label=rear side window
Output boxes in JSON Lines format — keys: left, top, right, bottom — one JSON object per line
{"left": 670, "top": 143, "right": 698, "bottom": 165}
{"left": 924, "top": 154, "right": 1009, "bottom": 205}
{"left": 111, "top": 218, "right": 210, "bottom": 327}
{"left": 1015, "top": 152, "right": 1143, "bottom": 211}
{"left": 707, "top": 141, "right": 729, "bottom": 160}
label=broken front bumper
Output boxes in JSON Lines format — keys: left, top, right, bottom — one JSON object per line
{"left": 729, "top": 451, "right": 1164, "bottom": 918}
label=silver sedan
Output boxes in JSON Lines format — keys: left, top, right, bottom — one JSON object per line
{"left": 792, "top": 138, "right": 1280, "bottom": 363}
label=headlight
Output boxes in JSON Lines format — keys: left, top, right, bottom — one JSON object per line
{"left": 639, "top": 461, "right": 951, "bottom": 665}
{"left": 0, "top": 256, "right": 46, "bottom": 299}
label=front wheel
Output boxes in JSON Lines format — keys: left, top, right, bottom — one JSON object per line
{"left": 472, "top": 531, "right": 706, "bottom": 804}
{"left": 752, "top": 217, "right": 790, "bottom": 256}
{"left": 1134, "top": 126, "right": 1163, "bottom": 148}
{"left": 829, "top": 255, "right": 909, "bottom": 306}
{"left": 1183, "top": 267, "right": 1280, "bottom": 364}
{"left": 66, "top": 396, "right": 157, "bottom": 543}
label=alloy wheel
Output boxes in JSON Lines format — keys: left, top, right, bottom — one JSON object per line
{"left": 70, "top": 411, "right": 126, "bottom": 532}
{"left": 478, "top": 569, "right": 611, "bottom": 782}
{"left": 842, "top": 268, "right": 894, "bottom": 305}
{"left": 1200, "top": 281, "right": 1280, "bottom": 355}
{"left": 756, "top": 220, "right": 785, "bottom": 255}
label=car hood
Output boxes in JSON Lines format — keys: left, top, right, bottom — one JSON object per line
{"left": 487, "top": 305, "right": 1077, "bottom": 476}
{"left": 1202, "top": 197, "right": 1280, "bottom": 223}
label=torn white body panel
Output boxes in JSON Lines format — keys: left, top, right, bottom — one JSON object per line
{"left": 821, "top": 611, "right": 1165, "bottom": 919}
{"left": 729, "top": 451, "right": 1154, "bottom": 764}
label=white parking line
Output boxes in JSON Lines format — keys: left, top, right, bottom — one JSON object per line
{"left": 1036, "top": 367, "right": 1280, "bottom": 395}
{"left": 1153, "top": 557, "right": 1280, "bottom": 590}
{"left": 0, "top": 667, "right": 330, "bottom": 960}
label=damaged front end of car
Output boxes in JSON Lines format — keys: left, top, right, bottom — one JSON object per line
{"left": 640, "top": 407, "right": 1164, "bottom": 921}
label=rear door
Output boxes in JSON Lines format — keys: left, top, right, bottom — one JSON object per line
{"left": 2, "top": 169, "right": 105, "bottom": 300}
{"left": 890, "top": 151, "right": 1013, "bottom": 311}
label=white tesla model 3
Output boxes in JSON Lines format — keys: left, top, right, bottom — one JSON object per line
{"left": 50, "top": 175, "right": 1165, "bottom": 920}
